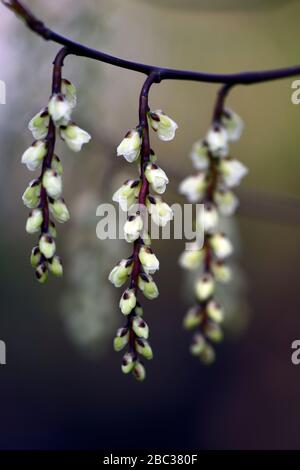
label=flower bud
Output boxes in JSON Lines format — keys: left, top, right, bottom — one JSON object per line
{"left": 39, "top": 234, "right": 56, "bottom": 259}
{"left": 26, "top": 208, "right": 43, "bottom": 234}
{"left": 138, "top": 273, "right": 159, "bottom": 300}
{"left": 28, "top": 108, "right": 49, "bottom": 140}
{"left": 205, "top": 322, "right": 223, "bottom": 343}
{"left": 149, "top": 149, "right": 157, "bottom": 163}
{"left": 179, "top": 172, "right": 207, "bottom": 203}
{"left": 146, "top": 195, "right": 173, "bottom": 227}
{"left": 148, "top": 110, "right": 178, "bottom": 141}
{"left": 135, "top": 338, "right": 153, "bottom": 360}
{"left": 197, "top": 203, "right": 219, "bottom": 234}
{"left": 30, "top": 246, "right": 42, "bottom": 268}
{"left": 211, "top": 260, "right": 232, "bottom": 283}
{"left": 35, "top": 263, "right": 48, "bottom": 284}
{"left": 22, "top": 178, "right": 41, "bottom": 208}
{"left": 119, "top": 288, "right": 137, "bottom": 315}
{"left": 113, "top": 327, "right": 130, "bottom": 352}
{"left": 221, "top": 108, "right": 244, "bottom": 142}
{"left": 117, "top": 129, "right": 141, "bottom": 163}
{"left": 124, "top": 213, "right": 143, "bottom": 243}
{"left": 210, "top": 233, "right": 233, "bottom": 259}
{"left": 51, "top": 155, "right": 63, "bottom": 175}
{"left": 48, "top": 255, "right": 63, "bottom": 277}
{"left": 135, "top": 301, "right": 144, "bottom": 316}
{"left": 121, "top": 352, "right": 135, "bottom": 374}
{"left": 206, "top": 125, "right": 228, "bottom": 158}
{"left": 48, "top": 93, "right": 72, "bottom": 125}
{"left": 183, "top": 306, "right": 202, "bottom": 330}
{"left": 61, "top": 79, "right": 77, "bottom": 109}
{"left": 179, "top": 243, "right": 204, "bottom": 270}
{"left": 145, "top": 163, "right": 169, "bottom": 194}
{"left": 21, "top": 140, "right": 47, "bottom": 171}
{"left": 214, "top": 189, "right": 239, "bottom": 216}
{"left": 60, "top": 123, "right": 91, "bottom": 152}
{"left": 141, "top": 231, "right": 152, "bottom": 246}
{"left": 112, "top": 179, "right": 140, "bottom": 211}
{"left": 49, "top": 221, "right": 57, "bottom": 238}
{"left": 199, "top": 344, "right": 216, "bottom": 365}
{"left": 132, "top": 315, "right": 149, "bottom": 339}
{"left": 138, "top": 246, "right": 159, "bottom": 275}
{"left": 207, "top": 300, "right": 224, "bottom": 323}
{"left": 190, "top": 140, "right": 209, "bottom": 170}
{"left": 195, "top": 274, "right": 215, "bottom": 302}
{"left": 49, "top": 198, "right": 70, "bottom": 223}
{"left": 42, "top": 169, "right": 62, "bottom": 199}
{"left": 108, "top": 258, "right": 133, "bottom": 288}
{"left": 190, "top": 333, "right": 206, "bottom": 356}
{"left": 219, "top": 158, "right": 248, "bottom": 188}
{"left": 132, "top": 361, "right": 146, "bottom": 381}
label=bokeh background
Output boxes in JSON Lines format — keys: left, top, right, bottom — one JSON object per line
{"left": 0, "top": 0, "right": 300, "bottom": 450}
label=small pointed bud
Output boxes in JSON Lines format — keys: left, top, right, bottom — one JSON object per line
{"left": 211, "top": 260, "right": 232, "bottom": 283}
{"left": 132, "top": 315, "right": 149, "bottom": 339}
{"left": 146, "top": 195, "right": 173, "bottom": 227}
{"left": 183, "top": 306, "right": 203, "bottom": 330}
{"left": 145, "top": 163, "right": 169, "bottom": 194}
{"left": 48, "top": 255, "right": 63, "bottom": 277}
{"left": 138, "top": 273, "right": 159, "bottom": 300}
{"left": 22, "top": 178, "right": 41, "bottom": 208}
{"left": 28, "top": 108, "right": 49, "bottom": 140}
{"left": 138, "top": 246, "right": 159, "bottom": 275}
{"left": 197, "top": 203, "right": 219, "bottom": 234}
{"left": 51, "top": 155, "right": 63, "bottom": 175}
{"left": 132, "top": 361, "right": 146, "bottom": 381}
{"left": 195, "top": 274, "right": 215, "bottom": 302}
{"left": 205, "top": 322, "right": 223, "bottom": 343}
{"left": 135, "top": 338, "right": 153, "bottom": 360}
{"left": 30, "top": 246, "right": 42, "bottom": 268}
{"left": 35, "top": 263, "right": 48, "bottom": 284}
{"left": 108, "top": 258, "right": 133, "bottom": 288}
{"left": 190, "top": 140, "right": 210, "bottom": 170}
{"left": 112, "top": 179, "right": 140, "bottom": 211}
{"left": 21, "top": 140, "right": 47, "bottom": 171}
{"left": 207, "top": 300, "right": 224, "bottom": 323}
{"left": 179, "top": 172, "right": 207, "bottom": 203}
{"left": 141, "top": 231, "right": 152, "bottom": 246}
{"left": 135, "top": 301, "right": 144, "bottom": 316}
{"left": 149, "top": 149, "right": 157, "bottom": 163}
{"left": 199, "top": 344, "right": 216, "bottom": 365}
{"left": 214, "top": 189, "right": 239, "bottom": 216}
{"left": 49, "top": 198, "right": 70, "bottom": 223}
{"left": 113, "top": 327, "right": 130, "bottom": 352}
{"left": 61, "top": 79, "right": 77, "bottom": 109}
{"left": 48, "top": 93, "right": 72, "bottom": 125}
{"left": 222, "top": 108, "right": 244, "bottom": 142}
{"left": 210, "top": 233, "right": 233, "bottom": 259}
{"left": 42, "top": 169, "right": 63, "bottom": 199}
{"left": 117, "top": 129, "right": 141, "bottom": 163}
{"left": 219, "top": 158, "right": 248, "bottom": 188}
{"left": 119, "top": 288, "right": 137, "bottom": 315}
{"left": 121, "top": 352, "right": 135, "bottom": 374}
{"left": 190, "top": 333, "right": 206, "bottom": 356}
{"left": 179, "top": 244, "right": 204, "bottom": 270}
{"left": 39, "top": 234, "right": 56, "bottom": 259}
{"left": 26, "top": 208, "right": 43, "bottom": 234}
{"left": 206, "top": 124, "right": 229, "bottom": 158}
{"left": 148, "top": 110, "right": 178, "bottom": 141}
{"left": 124, "top": 213, "right": 143, "bottom": 243}
{"left": 49, "top": 221, "right": 57, "bottom": 238}
{"left": 60, "top": 123, "right": 91, "bottom": 152}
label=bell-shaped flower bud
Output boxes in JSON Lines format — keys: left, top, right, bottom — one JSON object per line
{"left": 119, "top": 288, "right": 137, "bottom": 315}
{"left": 138, "top": 246, "right": 159, "bottom": 275}
{"left": 132, "top": 361, "right": 146, "bottom": 382}
{"left": 117, "top": 129, "right": 141, "bottom": 163}
{"left": 42, "top": 169, "right": 62, "bottom": 199}
{"left": 22, "top": 178, "right": 41, "bottom": 209}
{"left": 190, "top": 140, "right": 210, "bottom": 170}
{"left": 141, "top": 231, "right": 152, "bottom": 246}
{"left": 30, "top": 246, "right": 42, "bottom": 268}
{"left": 179, "top": 242, "right": 204, "bottom": 270}
{"left": 148, "top": 110, "right": 178, "bottom": 141}
{"left": 135, "top": 338, "right": 153, "bottom": 360}
{"left": 146, "top": 195, "right": 173, "bottom": 227}
{"left": 211, "top": 260, "right": 232, "bottom": 283}
{"left": 214, "top": 189, "right": 239, "bottom": 216}
{"left": 149, "top": 149, "right": 157, "bottom": 163}
{"left": 135, "top": 301, "right": 144, "bottom": 316}
{"left": 35, "top": 263, "right": 48, "bottom": 284}
{"left": 221, "top": 108, "right": 244, "bottom": 142}
{"left": 113, "top": 327, "right": 130, "bottom": 352}
{"left": 112, "top": 179, "right": 140, "bottom": 211}
{"left": 195, "top": 273, "right": 215, "bottom": 302}
{"left": 145, "top": 163, "right": 169, "bottom": 194}
{"left": 49, "top": 198, "right": 70, "bottom": 223}
{"left": 205, "top": 322, "right": 223, "bottom": 343}
{"left": 28, "top": 108, "right": 49, "bottom": 140}
{"left": 48, "top": 255, "right": 63, "bottom": 277}
{"left": 183, "top": 306, "right": 203, "bottom": 330}
{"left": 124, "top": 213, "right": 143, "bottom": 243}
{"left": 51, "top": 155, "right": 63, "bottom": 175}
{"left": 121, "top": 352, "right": 135, "bottom": 374}
{"left": 108, "top": 258, "right": 133, "bottom": 288}
{"left": 132, "top": 315, "right": 149, "bottom": 339}
{"left": 190, "top": 333, "right": 206, "bottom": 356}
{"left": 48, "top": 93, "right": 72, "bottom": 125}
{"left": 21, "top": 140, "right": 47, "bottom": 171}
{"left": 39, "top": 234, "right": 56, "bottom": 259}
{"left": 207, "top": 300, "right": 224, "bottom": 323}
{"left": 60, "top": 123, "right": 91, "bottom": 152}
{"left": 219, "top": 158, "right": 248, "bottom": 188}
{"left": 210, "top": 233, "right": 233, "bottom": 259}
{"left": 179, "top": 172, "right": 207, "bottom": 203}
{"left": 61, "top": 79, "right": 77, "bottom": 109}
{"left": 199, "top": 343, "right": 216, "bottom": 365}
{"left": 206, "top": 124, "right": 229, "bottom": 158}
{"left": 138, "top": 273, "right": 159, "bottom": 300}
{"left": 26, "top": 208, "right": 43, "bottom": 234}
{"left": 197, "top": 203, "right": 219, "bottom": 234}
{"left": 49, "top": 221, "right": 57, "bottom": 238}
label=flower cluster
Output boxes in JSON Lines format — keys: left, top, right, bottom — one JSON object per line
{"left": 109, "top": 110, "right": 177, "bottom": 380}
{"left": 179, "top": 108, "right": 247, "bottom": 364}
{"left": 22, "top": 79, "right": 91, "bottom": 283}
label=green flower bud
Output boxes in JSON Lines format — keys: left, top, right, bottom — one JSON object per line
{"left": 211, "top": 260, "right": 232, "bottom": 283}
{"left": 108, "top": 258, "right": 133, "bottom": 288}
{"left": 190, "top": 333, "right": 206, "bottom": 356}
{"left": 132, "top": 315, "right": 149, "bottom": 339}
{"left": 113, "top": 327, "right": 130, "bottom": 352}
{"left": 210, "top": 233, "right": 233, "bottom": 260}
{"left": 39, "top": 234, "right": 56, "bottom": 259}
{"left": 42, "top": 169, "right": 63, "bottom": 199}
{"left": 138, "top": 246, "right": 159, "bottom": 275}
{"left": 138, "top": 273, "right": 159, "bottom": 300}
{"left": 28, "top": 108, "right": 49, "bottom": 140}
{"left": 119, "top": 288, "right": 137, "bottom": 315}
{"left": 135, "top": 338, "right": 153, "bottom": 360}
{"left": 124, "top": 213, "right": 143, "bottom": 243}
{"left": 199, "top": 344, "right": 216, "bottom": 365}
{"left": 183, "top": 306, "right": 202, "bottom": 330}
{"left": 146, "top": 195, "right": 173, "bottom": 227}
{"left": 195, "top": 274, "right": 215, "bottom": 302}
{"left": 179, "top": 243, "right": 204, "bottom": 270}
{"left": 112, "top": 179, "right": 140, "bottom": 211}
{"left": 30, "top": 246, "right": 42, "bottom": 268}
{"left": 48, "top": 255, "right": 63, "bottom": 277}
{"left": 145, "top": 163, "right": 169, "bottom": 194}
{"left": 134, "top": 301, "right": 144, "bottom": 316}
{"left": 22, "top": 178, "right": 41, "bottom": 209}
{"left": 26, "top": 208, "right": 43, "bottom": 234}
{"left": 121, "top": 352, "right": 135, "bottom": 374}
{"left": 51, "top": 155, "right": 63, "bottom": 175}
{"left": 35, "top": 263, "right": 48, "bottom": 284}
{"left": 49, "top": 221, "right": 57, "bottom": 238}
{"left": 21, "top": 140, "right": 47, "bottom": 172}
{"left": 49, "top": 198, "right": 70, "bottom": 223}
{"left": 190, "top": 140, "right": 209, "bottom": 170}
{"left": 205, "top": 322, "right": 223, "bottom": 343}
{"left": 132, "top": 361, "right": 146, "bottom": 382}
{"left": 60, "top": 123, "right": 91, "bottom": 152}
{"left": 206, "top": 300, "right": 224, "bottom": 323}
{"left": 48, "top": 93, "right": 72, "bottom": 125}
{"left": 221, "top": 108, "right": 244, "bottom": 142}
{"left": 61, "top": 79, "right": 77, "bottom": 109}
{"left": 148, "top": 110, "right": 178, "bottom": 142}
{"left": 117, "top": 129, "right": 141, "bottom": 163}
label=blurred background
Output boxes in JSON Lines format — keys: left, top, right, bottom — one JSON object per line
{"left": 0, "top": 0, "right": 300, "bottom": 450}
